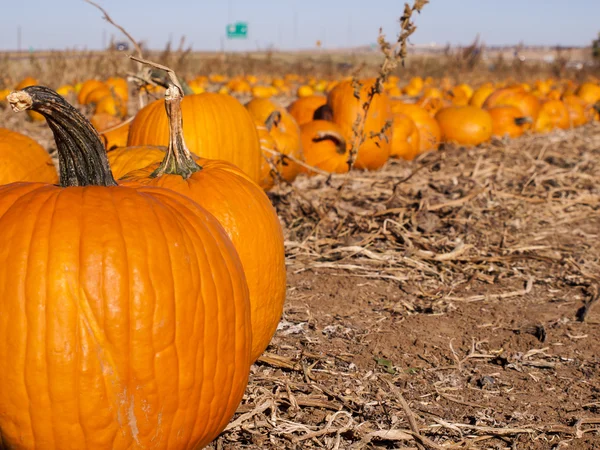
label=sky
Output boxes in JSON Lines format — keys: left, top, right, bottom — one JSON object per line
{"left": 0, "top": 0, "right": 598, "bottom": 52}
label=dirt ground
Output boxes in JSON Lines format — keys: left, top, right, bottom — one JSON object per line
{"left": 216, "top": 123, "right": 600, "bottom": 449}
{"left": 2, "top": 104, "right": 599, "bottom": 449}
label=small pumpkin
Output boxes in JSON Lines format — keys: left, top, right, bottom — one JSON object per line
{"left": 391, "top": 102, "right": 441, "bottom": 152}
{"left": 287, "top": 95, "right": 327, "bottom": 126}
{"left": 482, "top": 86, "right": 541, "bottom": 122}
{"left": 327, "top": 78, "right": 392, "bottom": 170}
{"left": 0, "top": 127, "right": 58, "bottom": 184}
{"left": 561, "top": 95, "right": 589, "bottom": 127}
{"left": 4, "top": 86, "right": 252, "bottom": 450}
{"left": 469, "top": 83, "right": 496, "bottom": 108}
{"left": 246, "top": 97, "right": 304, "bottom": 182}
{"left": 390, "top": 113, "right": 420, "bottom": 160}
{"left": 435, "top": 106, "right": 493, "bottom": 147}
{"left": 487, "top": 106, "right": 531, "bottom": 139}
{"left": 299, "top": 119, "right": 349, "bottom": 174}
{"left": 534, "top": 100, "right": 570, "bottom": 133}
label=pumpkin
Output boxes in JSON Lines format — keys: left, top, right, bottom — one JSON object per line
{"left": 107, "top": 145, "right": 167, "bottom": 179}
{"left": 77, "top": 79, "right": 106, "bottom": 104}
{"left": 534, "top": 100, "right": 570, "bottom": 133}
{"left": 3, "top": 86, "right": 252, "bottom": 449}
{"left": 83, "top": 85, "right": 113, "bottom": 105}
{"left": 100, "top": 120, "right": 132, "bottom": 151}
{"left": 0, "top": 127, "right": 58, "bottom": 184}
{"left": 391, "top": 102, "right": 441, "bottom": 152}
{"left": 94, "top": 93, "right": 127, "bottom": 118}
{"left": 121, "top": 83, "right": 286, "bottom": 363}
{"left": 575, "top": 82, "right": 600, "bottom": 105}
{"left": 415, "top": 96, "right": 447, "bottom": 116}
{"left": 105, "top": 76, "right": 129, "bottom": 103}
{"left": 435, "top": 106, "right": 493, "bottom": 147}
{"left": 390, "top": 113, "right": 420, "bottom": 160}
{"left": 327, "top": 78, "right": 392, "bottom": 170}
{"left": 127, "top": 92, "right": 262, "bottom": 184}
{"left": 487, "top": 106, "right": 531, "bottom": 139}
{"left": 561, "top": 95, "right": 589, "bottom": 127}
{"left": 300, "top": 119, "right": 349, "bottom": 174}
{"left": 482, "top": 87, "right": 541, "bottom": 122}
{"left": 246, "top": 97, "right": 304, "bottom": 182}
{"left": 14, "top": 76, "right": 38, "bottom": 90}
{"left": 469, "top": 83, "right": 495, "bottom": 108}
{"left": 255, "top": 114, "right": 281, "bottom": 191}
{"left": 287, "top": 95, "right": 327, "bottom": 126}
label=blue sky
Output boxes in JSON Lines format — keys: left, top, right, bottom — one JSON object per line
{"left": 0, "top": 0, "right": 598, "bottom": 51}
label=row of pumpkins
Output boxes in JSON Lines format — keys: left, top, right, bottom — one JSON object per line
{"left": 0, "top": 70, "right": 598, "bottom": 448}
{"left": 3, "top": 74, "right": 600, "bottom": 191}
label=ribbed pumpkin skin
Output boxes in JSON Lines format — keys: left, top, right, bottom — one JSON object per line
{"left": 121, "top": 159, "right": 286, "bottom": 363}
{"left": 0, "top": 183, "right": 252, "bottom": 450}
{"left": 327, "top": 79, "right": 392, "bottom": 170}
{"left": 127, "top": 93, "right": 262, "bottom": 184}
{"left": 107, "top": 146, "right": 167, "bottom": 179}
{"left": 0, "top": 128, "right": 57, "bottom": 184}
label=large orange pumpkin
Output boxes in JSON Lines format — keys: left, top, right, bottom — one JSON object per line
{"left": 0, "top": 127, "right": 58, "bottom": 184}
{"left": 391, "top": 102, "right": 441, "bottom": 153}
{"left": 287, "top": 95, "right": 327, "bottom": 126}
{"left": 435, "top": 106, "right": 493, "bottom": 147}
{"left": 327, "top": 78, "right": 392, "bottom": 170}
{"left": 4, "top": 86, "right": 252, "bottom": 450}
{"left": 122, "top": 84, "right": 286, "bottom": 363}
{"left": 245, "top": 97, "right": 304, "bottom": 182}
{"left": 299, "top": 119, "right": 350, "bottom": 174}
{"left": 390, "top": 113, "right": 420, "bottom": 160}
{"left": 254, "top": 115, "right": 281, "bottom": 191}
{"left": 128, "top": 92, "right": 262, "bottom": 183}
{"left": 487, "top": 106, "right": 531, "bottom": 139}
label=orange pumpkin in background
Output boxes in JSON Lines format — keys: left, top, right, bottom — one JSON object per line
{"left": 288, "top": 95, "right": 328, "bottom": 126}
{"left": 483, "top": 86, "right": 541, "bottom": 122}
{"left": 327, "top": 78, "right": 392, "bottom": 170}
{"left": 0, "top": 127, "right": 58, "bottom": 184}
{"left": 487, "top": 106, "right": 531, "bottom": 139}
{"left": 435, "top": 106, "right": 493, "bottom": 147}
{"left": 300, "top": 119, "right": 350, "bottom": 174}
{"left": 246, "top": 97, "right": 304, "bottom": 182}
{"left": 390, "top": 113, "right": 420, "bottom": 160}
{"left": 534, "top": 100, "right": 570, "bottom": 133}
{"left": 128, "top": 92, "right": 262, "bottom": 184}
{"left": 391, "top": 102, "right": 441, "bottom": 153}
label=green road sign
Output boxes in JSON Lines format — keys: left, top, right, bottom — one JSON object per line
{"left": 226, "top": 22, "right": 248, "bottom": 39}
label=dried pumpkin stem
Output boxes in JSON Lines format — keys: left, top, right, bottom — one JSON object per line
{"left": 7, "top": 86, "right": 117, "bottom": 187}
{"left": 150, "top": 83, "right": 201, "bottom": 179}
{"left": 515, "top": 116, "right": 533, "bottom": 126}
{"left": 313, "top": 130, "right": 347, "bottom": 155}
{"left": 264, "top": 111, "right": 281, "bottom": 132}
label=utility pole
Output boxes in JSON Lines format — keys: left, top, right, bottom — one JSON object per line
{"left": 17, "top": 25, "right": 22, "bottom": 52}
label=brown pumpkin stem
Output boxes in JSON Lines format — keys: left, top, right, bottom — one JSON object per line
{"left": 150, "top": 83, "right": 201, "bottom": 179}
{"left": 514, "top": 116, "right": 533, "bottom": 126}
{"left": 313, "top": 104, "right": 333, "bottom": 121}
{"left": 313, "top": 130, "right": 347, "bottom": 155}
{"left": 7, "top": 86, "right": 117, "bottom": 187}
{"left": 264, "top": 111, "right": 281, "bottom": 132}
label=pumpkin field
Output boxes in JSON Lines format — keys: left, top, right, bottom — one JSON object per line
{"left": 0, "top": 1, "right": 599, "bottom": 448}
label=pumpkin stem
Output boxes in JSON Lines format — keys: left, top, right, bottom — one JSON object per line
{"left": 313, "top": 104, "right": 334, "bottom": 121}
{"left": 313, "top": 129, "right": 347, "bottom": 155}
{"left": 514, "top": 116, "right": 533, "bottom": 126}
{"left": 264, "top": 111, "right": 281, "bottom": 132}
{"left": 7, "top": 86, "right": 117, "bottom": 187}
{"left": 150, "top": 82, "right": 201, "bottom": 179}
